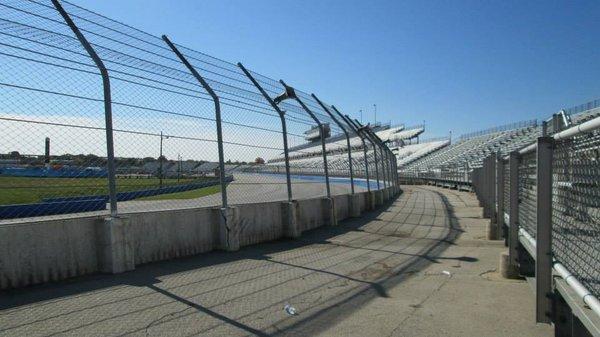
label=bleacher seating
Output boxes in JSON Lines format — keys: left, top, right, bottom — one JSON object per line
{"left": 402, "top": 122, "right": 541, "bottom": 173}
{"left": 393, "top": 139, "right": 450, "bottom": 167}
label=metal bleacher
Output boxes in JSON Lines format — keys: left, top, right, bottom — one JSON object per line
{"left": 403, "top": 120, "right": 540, "bottom": 173}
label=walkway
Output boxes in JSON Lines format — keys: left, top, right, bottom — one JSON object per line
{"left": 0, "top": 186, "right": 551, "bottom": 336}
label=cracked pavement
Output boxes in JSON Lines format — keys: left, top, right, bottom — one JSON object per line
{"left": 0, "top": 186, "right": 551, "bottom": 336}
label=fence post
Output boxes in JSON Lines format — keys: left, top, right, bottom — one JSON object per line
{"left": 367, "top": 128, "right": 393, "bottom": 191}
{"left": 163, "top": 36, "right": 228, "bottom": 208}
{"left": 337, "top": 112, "right": 371, "bottom": 192}
{"left": 352, "top": 119, "right": 381, "bottom": 190}
{"left": 163, "top": 36, "right": 243, "bottom": 251}
{"left": 508, "top": 151, "right": 520, "bottom": 268}
{"left": 238, "top": 63, "right": 293, "bottom": 202}
{"left": 483, "top": 155, "right": 497, "bottom": 226}
{"left": 389, "top": 145, "right": 397, "bottom": 189}
{"left": 53, "top": 0, "right": 118, "bottom": 217}
{"left": 367, "top": 130, "right": 387, "bottom": 189}
{"left": 536, "top": 136, "right": 554, "bottom": 324}
{"left": 279, "top": 80, "right": 331, "bottom": 198}
{"left": 394, "top": 154, "right": 399, "bottom": 189}
{"left": 497, "top": 155, "right": 505, "bottom": 240}
{"left": 312, "top": 97, "right": 354, "bottom": 194}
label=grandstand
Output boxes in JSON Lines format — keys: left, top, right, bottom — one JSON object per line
{"left": 402, "top": 120, "right": 541, "bottom": 174}
{"left": 262, "top": 122, "right": 424, "bottom": 177}
{"left": 255, "top": 100, "right": 599, "bottom": 187}
{"left": 396, "top": 102, "right": 600, "bottom": 189}
{"left": 393, "top": 138, "right": 450, "bottom": 166}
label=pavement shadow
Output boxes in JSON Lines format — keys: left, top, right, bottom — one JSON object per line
{"left": 0, "top": 187, "right": 479, "bottom": 337}
{"left": 271, "top": 188, "right": 467, "bottom": 336}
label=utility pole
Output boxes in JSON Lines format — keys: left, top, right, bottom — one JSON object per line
{"left": 159, "top": 131, "right": 163, "bottom": 188}
{"left": 360, "top": 109, "right": 363, "bottom": 123}
{"left": 177, "top": 153, "right": 181, "bottom": 182}
{"left": 159, "top": 131, "right": 169, "bottom": 188}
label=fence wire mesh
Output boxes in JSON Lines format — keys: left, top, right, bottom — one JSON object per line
{"left": 518, "top": 151, "right": 537, "bottom": 238}
{"left": 503, "top": 159, "right": 510, "bottom": 216}
{"left": 0, "top": 0, "right": 394, "bottom": 220}
{"left": 552, "top": 132, "right": 600, "bottom": 299}
{"left": 0, "top": 0, "right": 112, "bottom": 218}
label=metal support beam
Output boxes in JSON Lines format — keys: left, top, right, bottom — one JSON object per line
{"left": 279, "top": 80, "right": 331, "bottom": 198}
{"left": 163, "top": 35, "right": 228, "bottom": 208}
{"left": 508, "top": 151, "right": 520, "bottom": 267}
{"left": 536, "top": 136, "right": 554, "bottom": 323}
{"left": 238, "top": 63, "right": 293, "bottom": 202}
{"left": 336, "top": 111, "right": 371, "bottom": 192}
{"left": 312, "top": 96, "right": 354, "bottom": 194}
{"left": 350, "top": 119, "right": 380, "bottom": 190}
{"left": 483, "top": 155, "right": 497, "bottom": 220}
{"left": 497, "top": 155, "right": 505, "bottom": 240}
{"left": 364, "top": 127, "right": 391, "bottom": 189}
{"left": 52, "top": 0, "right": 118, "bottom": 216}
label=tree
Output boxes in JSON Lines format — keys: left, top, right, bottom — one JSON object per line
{"left": 254, "top": 157, "right": 265, "bottom": 164}
{"left": 9, "top": 151, "right": 21, "bottom": 159}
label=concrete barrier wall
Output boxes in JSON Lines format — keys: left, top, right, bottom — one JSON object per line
{"left": 128, "top": 208, "right": 216, "bottom": 265}
{"left": 334, "top": 195, "right": 350, "bottom": 221}
{"left": 358, "top": 192, "right": 368, "bottom": 213}
{"left": 237, "top": 202, "right": 283, "bottom": 247}
{"left": 0, "top": 216, "right": 100, "bottom": 289}
{"left": 0, "top": 187, "right": 401, "bottom": 289}
{"left": 296, "top": 198, "right": 327, "bottom": 232}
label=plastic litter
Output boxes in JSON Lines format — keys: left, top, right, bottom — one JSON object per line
{"left": 442, "top": 270, "right": 452, "bottom": 276}
{"left": 284, "top": 304, "right": 298, "bottom": 316}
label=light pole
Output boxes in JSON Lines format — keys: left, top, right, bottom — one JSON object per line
{"left": 360, "top": 109, "right": 363, "bottom": 123}
{"left": 373, "top": 104, "right": 377, "bottom": 124}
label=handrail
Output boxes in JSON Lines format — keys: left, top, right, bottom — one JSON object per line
{"left": 518, "top": 115, "right": 600, "bottom": 156}
{"left": 519, "top": 228, "right": 600, "bottom": 319}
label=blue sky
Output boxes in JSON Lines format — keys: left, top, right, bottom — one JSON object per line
{"left": 75, "top": 0, "right": 600, "bottom": 138}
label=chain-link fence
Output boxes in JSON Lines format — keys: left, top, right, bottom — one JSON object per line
{"left": 502, "top": 158, "right": 510, "bottom": 218}
{"left": 552, "top": 130, "right": 600, "bottom": 302}
{"left": 0, "top": 0, "right": 396, "bottom": 221}
{"left": 468, "top": 112, "right": 600, "bottom": 322}
{"left": 518, "top": 150, "right": 537, "bottom": 238}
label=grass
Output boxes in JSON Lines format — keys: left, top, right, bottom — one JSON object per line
{"left": 0, "top": 176, "right": 221, "bottom": 205}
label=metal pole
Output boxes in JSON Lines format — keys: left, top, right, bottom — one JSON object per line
{"left": 313, "top": 99, "right": 354, "bottom": 194}
{"left": 365, "top": 128, "right": 388, "bottom": 189}
{"left": 373, "top": 104, "right": 377, "bottom": 124}
{"left": 346, "top": 115, "right": 377, "bottom": 190}
{"left": 508, "top": 151, "right": 520, "bottom": 267}
{"left": 338, "top": 112, "right": 370, "bottom": 192}
{"left": 177, "top": 155, "right": 179, "bottom": 182}
{"left": 536, "top": 136, "right": 554, "bottom": 324}
{"left": 159, "top": 131, "right": 164, "bottom": 189}
{"left": 497, "top": 155, "right": 505, "bottom": 240}
{"left": 238, "top": 63, "right": 293, "bottom": 202}
{"left": 364, "top": 122, "right": 391, "bottom": 190}
{"left": 52, "top": 0, "right": 118, "bottom": 217}
{"left": 391, "top": 153, "right": 397, "bottom": 188}
{"left": 279, "top": 80, "right": 330, "bottom": 198}
{"left": 352, "top": 119, "right": 381, "bottom": 190}
{"left": 371, "top": 130, "right": 395, "bottom": 189}
{"left": 162, "top": 35, "right": 228, "bottom": 208}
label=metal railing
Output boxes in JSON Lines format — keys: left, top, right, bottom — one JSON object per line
{"left": 401, "top": 103, "right": 600, "bottom": 334}
{"left": 458, "top": 119, "right": 538, "bottom": 141}
{"left": 0, "top": 0, "right": 397, "bottom": 220}
{"left": 475, "top": 114, "right": 600, "bottom": 334}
